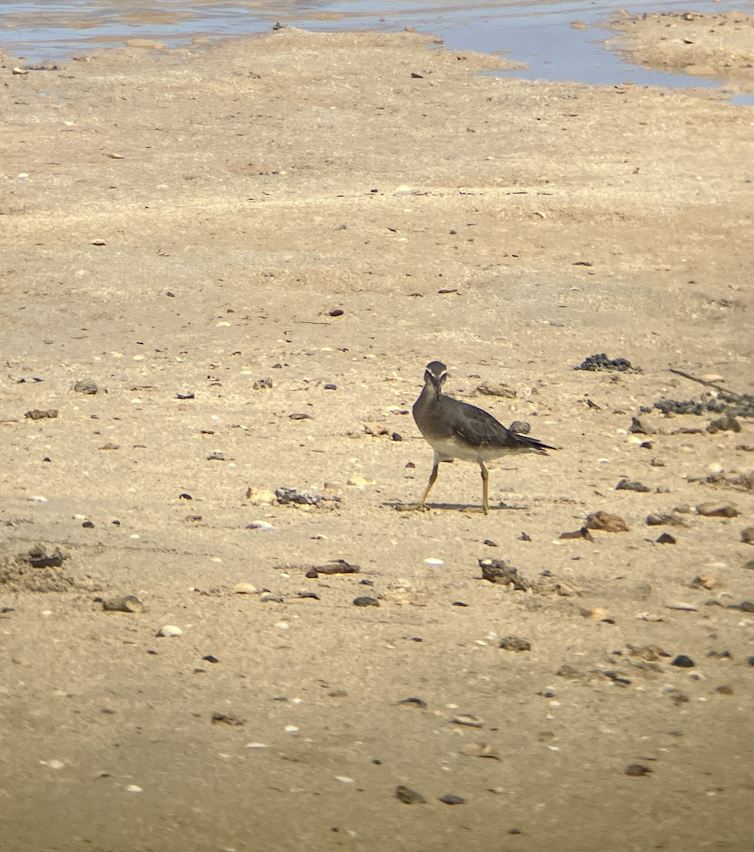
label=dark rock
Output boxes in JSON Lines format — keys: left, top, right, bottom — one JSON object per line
{"left": 24, "top": 545, "right": 66, "bottom": 568}
{"left": 656, "top": 533, "right": 677, "bottom": 544}
{"left": 275, "top": 487, "right": 320, "bottom": 506}
{"left": 396, "top": 786, "right": 426, "bottom": 804}
{"left": 289, "top": 412, "right": 313, "bottom": 421}
{"left": 509, "top": 420, "right": 529, "bottom": 433}
{"left": 438, "top": 794, "right": 465, "bottom": 805}
{"left": 575, "top": 353, "right": 637, "bottom": 372}
{"left": 585, "top": 511, "right": 629, "bottom": 532}
{"left": 353, "top": 596, "right": 379, "bottom": 607}
{"left": 616, "top": 479, "right": 651, "bottom": 492}
{"left": 671, "top": 655, "right": 695, "bottom": 668}
{"left": 296, "top": 590, "right": 320, "bottom": 600}
{"left": 391, "top": 432, "right": 403, "bottom": 441}
{"left": 74, "top": 379, "right": 98, "bottom": 394}
{"left": 625, "top": 764, "right": 652, "bottom": 777}
{"left": 211, "top": 712, "right": 244, "bottom": 726}
{"left": 499, "top": 635, "right": 531, "bottom": 652}
{"left": 203, "top": 654, "right": 219, "bottom": 663}
{"left": 696, "top": 502, "right": 739, "bottom": 518}
{"left": 707, "top": 415, "right": 741, "bottom": 433}
{"left": 25, "top": 409, "right": 58, "bottom": 420}
{"left": 479, "top": 559, "right": 529, "bottom": 590}
{"left": 324, "top": 383, "right": 337, "bottom": 390}
{"left": 398, "top": 697, "right": 428, "bottom": 709}
{"left": 629, "top": 416, "right": 656, "bottom": 435}
{"left": 253, "top": 377, "right": 273, "bottom": 390}
{"left": 559, "top": 527, "right": 595, "bottom": 541}
{"left": 176, "top": 392, "right": 195, "bottom": 400}
{"left": 741, "top": 527, "right": 754, "bottom": 545}
{"left": 311, "top": 559, "right": 360, "bottom": 574}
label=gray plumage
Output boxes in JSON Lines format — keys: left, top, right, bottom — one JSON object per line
{"left": 411, "top": 360, "right": 555, "bottom": 514}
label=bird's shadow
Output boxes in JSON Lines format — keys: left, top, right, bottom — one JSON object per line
{"left": 384, "top": 500, "right": 528, "bottom": 513}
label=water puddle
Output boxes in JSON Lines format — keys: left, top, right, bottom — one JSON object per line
{"left": 0, "top": 0, "right": 747, "bottom": 93}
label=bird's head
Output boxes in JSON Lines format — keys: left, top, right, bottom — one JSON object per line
{"left": 424, "top": 361, "right": 448, "bottom": 399}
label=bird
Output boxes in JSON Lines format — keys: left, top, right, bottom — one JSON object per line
{"left": 409, "top": 360, "right": 556, "bottom": 514}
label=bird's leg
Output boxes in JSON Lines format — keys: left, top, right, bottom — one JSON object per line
{"left": 415, "top": 458, "right": 440, "bottom": 511}
{"left": 480, "top": 461, "right": 489, "bottom": 515}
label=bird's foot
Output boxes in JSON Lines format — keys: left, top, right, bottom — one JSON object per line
{"left": 394, "top": 502, "right": 430, "bottom": 513}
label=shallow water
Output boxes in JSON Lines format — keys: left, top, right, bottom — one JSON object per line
{"left": 0, "top": 0, "right": 748, "bottom": 93}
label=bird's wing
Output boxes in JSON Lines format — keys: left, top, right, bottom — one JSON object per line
{"left": 446, "top": 399, "right": 517, "bottom": 449}
{"left": 446, "top": 398, "right": 556, "bottom": 453}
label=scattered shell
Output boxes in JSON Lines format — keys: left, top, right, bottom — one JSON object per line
{"left": 284, "top": 725, "right": 299, "bottom": 735}
{"left": 246, "top": 521, "right": 275, "bottom": 531}
{"left": 26, "top": 496, "right": 48, "bottom": 503}
{"left": 245, "top": 487, "right": 276, "bottom": 504}
{"left": 460, "top": 742, "right": 501, "bottom": 760}
{"left": 102, "top": 595, "right": 145, "bottom": 613}
{"left": 274, "top": 620, "right": 290, "bottom": 630}
{"left": 665, "top": 603, "right": 697, "bottom": 612}
{"left": 580, "top": 606, "right": 612, "bottom": 622}
{"left": 347, "top": 474, "right": 375, "bottom": 488}
{"left": 125, "top": 784, "right": 143, "bottom": 793}
{"left": 157, "top": 625, "right": 182, "bottom": 637}
{"left": 453, "top": 713, "right": 484, "bottom": 728}
{"left": 234, "top": 582, "right": 259, "bottom": 595}
{"left": 246, "top": 743, "right": 267, "bottom": 749}
{"left": 424, "top": 558, "right": 444, "bottom": 566}
{"left": 690, "top": 575, "right": 718, "bottom": 591}
{"left": 335, "top": 776, "right": 354, "bottom": 784}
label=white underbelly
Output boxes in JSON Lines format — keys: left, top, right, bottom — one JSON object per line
{"left": 428, "top": 436, "right": 523, "bottom": 464}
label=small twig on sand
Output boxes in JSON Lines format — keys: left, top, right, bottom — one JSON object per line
{"left": 669, "top": 368, "right": 743, "bottom": 400}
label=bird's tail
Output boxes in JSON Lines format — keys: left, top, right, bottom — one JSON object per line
{"left": 514, "top": 434, "right": 557, "bottom": 454}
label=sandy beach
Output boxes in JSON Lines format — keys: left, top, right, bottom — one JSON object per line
{"left": 1, "top": 17, "right": 753, "bottom": 851}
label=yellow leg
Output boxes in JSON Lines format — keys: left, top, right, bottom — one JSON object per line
{"left": 415, "top": 461, "right": 439, "bottom": 510}
{"left": 480, "top": 462, "right": 489, "bottom": 515}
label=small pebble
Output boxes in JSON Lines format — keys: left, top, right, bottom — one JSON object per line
{"left": 453, "top": 713, "right": 484, "bottom": 728}
{"left": 396, "top": 786, "right": 426, "bottom": 804}
{"left": 102, "top": 595, "right": 145, "bottom": 613}
{"left": 657, "top": 533, "right": 676, "bottom": 545}
{"left": 157, "top": 625, "right": 182, "bottom": 637}
{"left": 499, "top": 635, "right": 532, "bottom": 652}
{"left": 353, "top": 596, "right": 379, "bottom": 607}
{"left": 438, "top": 794, "right": 465, "bottom": 805}
{"left": 625, "top": 764, "right": 652, "bottom": 777}
{"left": 246, "top": 521, "right": 275, "bottom": 531}
{"left": 234, "top": 583, "right": 259, "bottom": 595}
{"left": 616, "top": 479, "right": 651, "bottom": 492}
{"left": 671, "top": 655, "right": 695, "bottom": 668}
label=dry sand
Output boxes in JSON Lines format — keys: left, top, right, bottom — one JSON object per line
{"left": 1, "top": 21, "right": 753, "bottom": 852}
